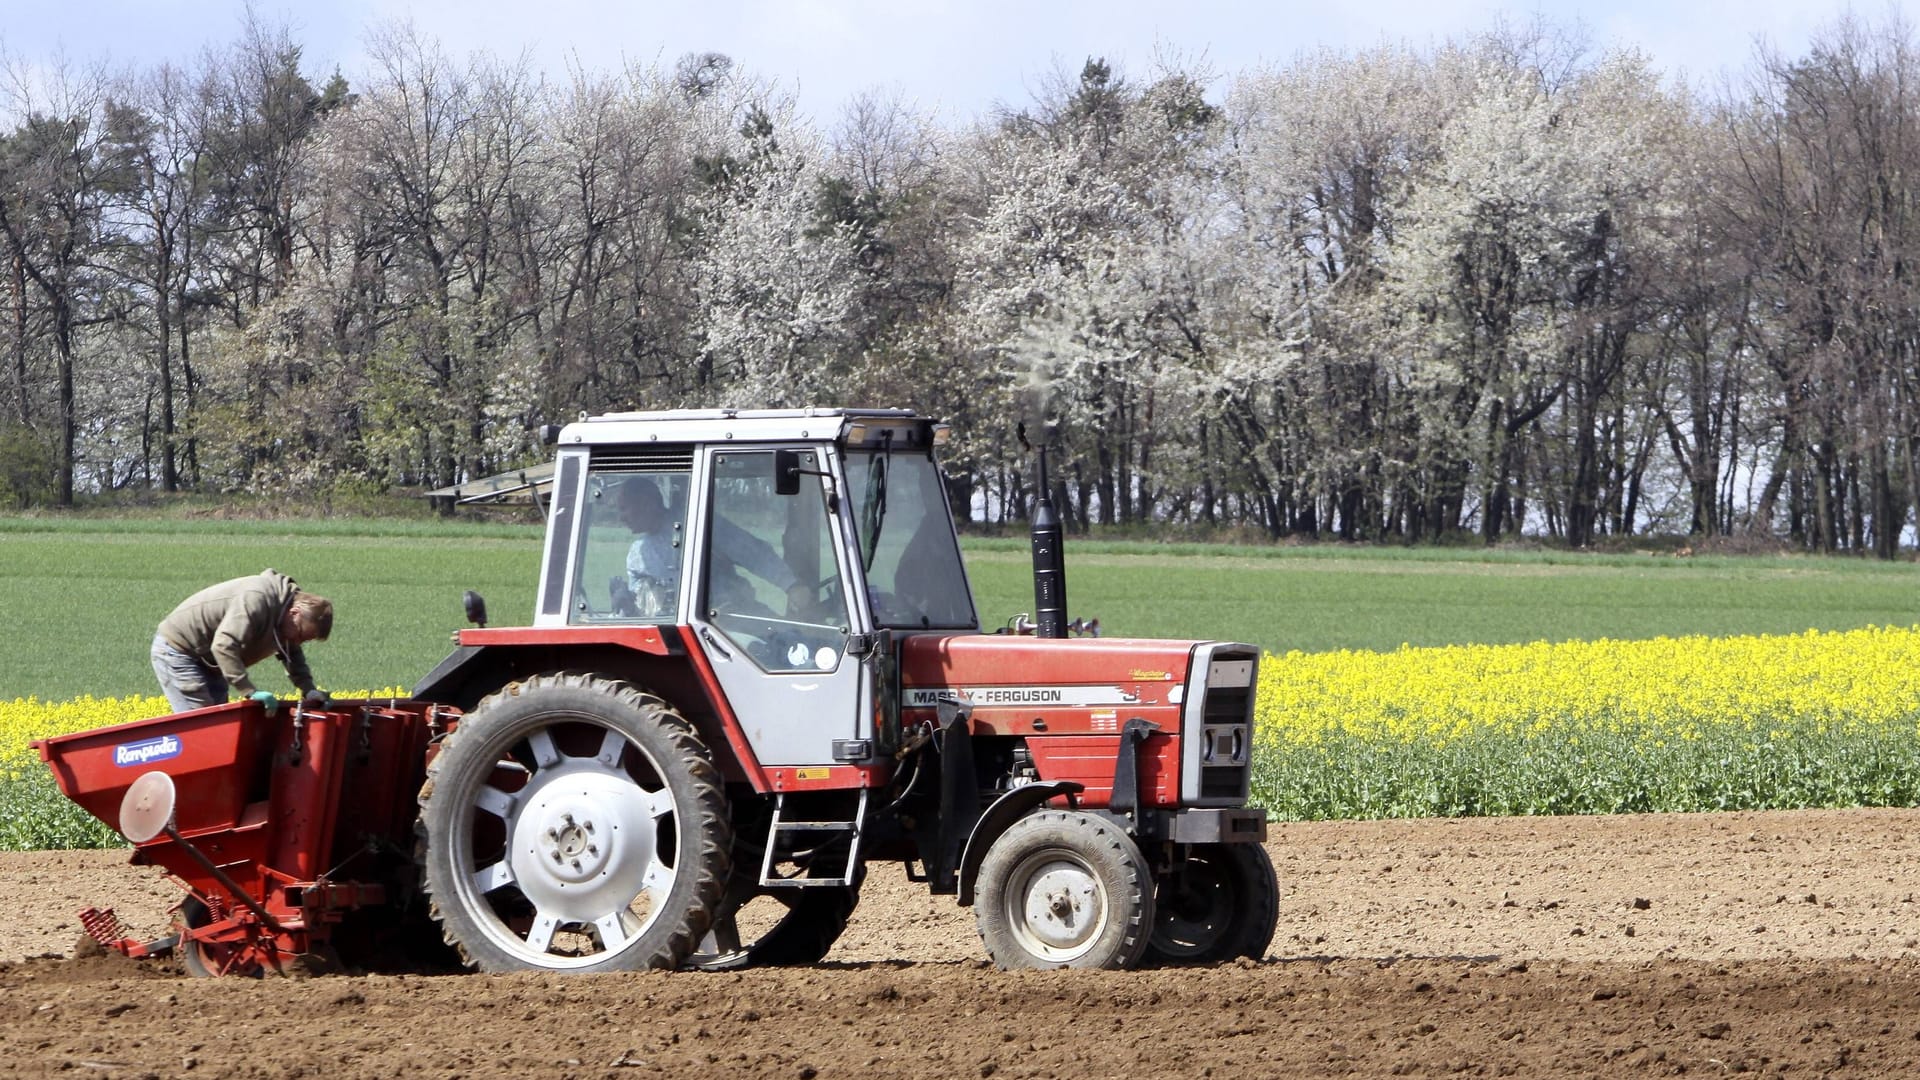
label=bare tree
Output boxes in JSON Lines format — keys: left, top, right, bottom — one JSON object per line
{"left": 1724, "top": 14, "right": 1920, "bottom": 554}
{"left": 0, "top": 51, "right": 117, "bottom": 506}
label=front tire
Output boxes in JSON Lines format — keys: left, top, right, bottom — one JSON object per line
{"left": 417, "top": 672, "right": 731, "bottom": 972}
{"left": 1143, "top": 842, "right": 1279, "bottom": 965}
{"left": 973, "top": 810, "right": 1154, "bottom": 970}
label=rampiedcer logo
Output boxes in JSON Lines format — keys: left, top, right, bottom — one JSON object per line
{"left": 114, "top": 734, "right": 182, "bottom": 767}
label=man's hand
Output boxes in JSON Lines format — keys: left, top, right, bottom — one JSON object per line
{"left": 610, "top": 575, "right": 638, "bottom": 617}
{"left": 302, "top": 689, "right": 331, "bottom": 710}
{"left": 248, "top": 690, "right": 280, "bottom": 715}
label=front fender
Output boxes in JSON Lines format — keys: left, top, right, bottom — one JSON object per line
{"left": 956, "top": 780, "right": 1084, "bottom": 906}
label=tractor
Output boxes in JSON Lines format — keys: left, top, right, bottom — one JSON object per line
{"left": 39, "top": 407, "right": 1275, "bottom": 974}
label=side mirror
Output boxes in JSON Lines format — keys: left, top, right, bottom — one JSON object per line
{"left": 773, "top": 448, "right": 802, "bottom": 496}
{"left": 463, "top": 590, "right": 489, "bottom": 628}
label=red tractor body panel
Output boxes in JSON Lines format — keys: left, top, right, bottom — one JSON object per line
{"left": 899, "top": 633, "right": 1198, "bottom": 807}
{"left": 460, "top": 625, "right": 675, "bottom": 655}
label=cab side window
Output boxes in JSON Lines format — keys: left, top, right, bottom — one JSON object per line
{"left": 570, "top": 469, "right": 690, "bottom": 624}
{"left": 703, "top": 450, "right": 849, "bottom": 672}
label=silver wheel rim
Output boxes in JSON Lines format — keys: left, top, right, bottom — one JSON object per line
{"left": 451, "top": 717, "right": 680, "bottom": 968}
{"left": 1002, "top": 846, "right": 1107, "bottom": 964}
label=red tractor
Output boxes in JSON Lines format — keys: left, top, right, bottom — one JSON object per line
{"left": 39, "top": 408, "right": 1275, "bottom": 974}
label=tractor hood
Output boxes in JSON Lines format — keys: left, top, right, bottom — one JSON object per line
{"left": 898, "top": 633, "right": 1214, "bottom": 734}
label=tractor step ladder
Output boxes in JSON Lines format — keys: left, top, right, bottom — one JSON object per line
{"left": 759, "top": 788, "right": 866, "bottom": 888}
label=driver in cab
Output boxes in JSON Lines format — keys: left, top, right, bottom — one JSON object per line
{"left": 616, "top": 476, "right": 812, "bottom": 620}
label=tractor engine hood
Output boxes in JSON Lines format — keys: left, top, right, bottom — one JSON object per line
{"left": 897, "top": 632, "right": 1261, "bottom": 810}
{"left": 897, "top": 633, "right": 1208, "bottom": 735}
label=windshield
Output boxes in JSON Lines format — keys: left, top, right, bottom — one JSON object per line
{"left": 843, "top": 450, "right": 977, "bottom": 630}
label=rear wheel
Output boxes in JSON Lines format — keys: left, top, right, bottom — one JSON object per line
{"left": 1143, "top": 842, "right": 1278, "bottom": 965}
{"left": 417, "top": 672, "right": 731, "bottom": 972}
{"left": 973, "top": 810, "right": 1154, "bottom": 970}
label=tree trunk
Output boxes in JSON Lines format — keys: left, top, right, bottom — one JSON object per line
{"left": 9, "top": 251, "right": 25, "bottom": 427}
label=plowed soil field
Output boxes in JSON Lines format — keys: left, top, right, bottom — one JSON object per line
{"left": 7, "top": 809, "right": 1920, "bottom": 1077}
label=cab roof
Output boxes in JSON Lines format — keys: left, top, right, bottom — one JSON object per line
{"left": 553, "top": 407, "right": 935, "bottom": 449}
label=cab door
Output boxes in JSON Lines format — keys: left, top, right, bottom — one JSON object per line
{"left": 688, "top": 446, "right": 871, "bottom": 767}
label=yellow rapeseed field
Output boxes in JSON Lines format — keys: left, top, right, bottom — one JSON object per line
{"left": 1257, "top": 625, "right": 1920, "bottom": 747}
{"left": 1253, "top": 625, "right": 1920, "bottom": 818}
{"left": 1, "top": 695, "right": 172, "bottom": 773}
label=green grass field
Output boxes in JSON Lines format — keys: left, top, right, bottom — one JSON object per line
{"left": 968, "top": 540, "right": 1920, "bottom": 651}
{"left": 4, "top": 517, "right": 1918, "bottom": 699}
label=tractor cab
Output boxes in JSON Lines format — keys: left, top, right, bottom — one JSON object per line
{"left": 534, "top": 408, "right": 975, "bottom": 767}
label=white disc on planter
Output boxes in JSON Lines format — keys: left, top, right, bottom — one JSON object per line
{"left": 118, "top": 770, "right": 177, "bottom": 845}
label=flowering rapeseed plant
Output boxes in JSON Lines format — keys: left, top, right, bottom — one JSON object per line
{"left": 1253, "top": 626, "right": 1920, "bottom": 818}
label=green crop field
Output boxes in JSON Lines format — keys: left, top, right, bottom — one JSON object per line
{"left": 3, "top": 517, "right": 1918, "bottom": 699}
{"left": 969, "top": 540, "right": 1920, "bottom": 652}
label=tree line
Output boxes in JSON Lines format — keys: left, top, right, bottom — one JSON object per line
{"left": 4, "top": 13, "right": 1919, "bottom": 554}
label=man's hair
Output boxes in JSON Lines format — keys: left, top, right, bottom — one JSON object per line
{"left": 622, "top": 477, "right": 666, "bottom": 513}
{"left": 291, "top": 592, "right": 333, "bottom": 641}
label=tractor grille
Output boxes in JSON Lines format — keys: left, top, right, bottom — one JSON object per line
{"left": 591, "top": 447, "right": 695, "bottom": 473}
{"left": 1198, "top": 682, "right": 1253, "bottom": 800}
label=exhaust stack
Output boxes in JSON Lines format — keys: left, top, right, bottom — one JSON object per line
{"left": 1030, "top": 445, "right": 1068, "bottom": 638}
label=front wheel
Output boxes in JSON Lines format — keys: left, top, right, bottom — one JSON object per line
{"left": 1143, "top": 842, "right": 1278, "bottom": 965}
{"left": 973, "top": 810, "right": 1155, "bottom": 970}
{"left": 417, "top": 672, "right": 731, "bottom": 972}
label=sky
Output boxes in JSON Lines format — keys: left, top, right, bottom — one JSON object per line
{"left": 0, "top": 0, "right": 1904, "bottom": 122}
